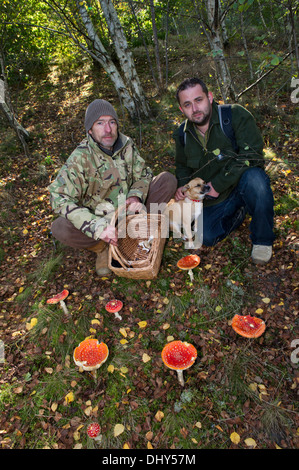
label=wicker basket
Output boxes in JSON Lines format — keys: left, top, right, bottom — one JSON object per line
{"left": 108, "top": 209, "right": 167, "bottom": 279}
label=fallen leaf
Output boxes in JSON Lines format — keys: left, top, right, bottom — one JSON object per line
{"left": 244, "top": 437, "right": 257, "bottom": 448}
{"left": 119, "top": 328, "right": 128, "bottom": 337}
{"left": 138, "top": 321, "right": 147, "bottom": 328}
{"left": 114, "top": 423, "right": 125, "bottom": 437}
{"left": 230, "top": 431, "right": 240, "bottom": 444}
{"left": 142, "top": 353, "right": 151, "bottom": 363}
{"left": 64, "top": 391, "right": 75, "bottom": 404}
{"left": 261, "top": 297, "right": 271, "bottom": 304}
{"left": 26, "top": 317, "right": 38, "bottom": 331}
{"left": 155, "top": 410, "right": 164, "bottom": 422}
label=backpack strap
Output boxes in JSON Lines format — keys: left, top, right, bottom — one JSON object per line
{"left": 178, "top": 121, "right": 187, "bottom": 147}
{"left": 178, "top": 106, "right": 239, "bottom": 153}
{"left": 218, "top": 104, "right": 239, "bottom": 153}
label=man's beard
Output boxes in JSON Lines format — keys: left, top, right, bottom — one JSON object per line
{"left": 190, "top": 108, "right": 212, "bottom": 127}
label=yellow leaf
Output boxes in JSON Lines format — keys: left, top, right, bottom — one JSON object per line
{"left": 120, "top": 366, "right": 128, "bottom": 374}
{"left": 91, "top": 319, "right": 100, "bottom": 325}
{"left": 163, "top": 297, "right": 169, "bottom": 304}
{"left": 22, "top": 229, "right": 28, "bottom": 235}
{"left": 120, "top": 339, "right": 128, "bottom": 345}
{"left": 114, "top": 423, "right": 125, "bottom": 437}
{"left": 19, "top": 287, "right": 24, "bottom": 293}
{"left": 155, "top": 410, "right": 164, "bottom": 422}
{"left": 123, "top": 443, "right": 130, "bottom": 449}
{"left": 26, "top": 317, "right": 38, "bottom": 331}
{"left": 51, "top": 402, "right": 58, "bottom": 412}
{"left": 261, "top": 297, "right": 271, "bottom": 304}
{"left": 204, "top": 264, "right": 212, "bottom": 269}
{"left": 244, "top": 437, "right": 257, "bottom": 448}
{"left": 147, "top": 441, "right": 153, "bottom": 449}
{"left": 230, "top": 432, "right": 240, "bottom": 444}
{"left": 215, "top": 305, "right": 222, "bottom": 312}
{"left": 142, "top": 353, "right": 151, "bottom": 363}
{"left": 162, "top": 323, "right": 170, "bottom": 330}
{"left": 138, "top": 321, "right": 147, "bottom": 328}
{"left": 119, "top": 328, "right": 127, "bottom": 337}
{"left": 64, "top": 391, "right": 75, "bottom": 404}
{"left": 255, "top": 308, "right": 263, "bottom": 314}
{"left": 44, "top": 367, "right": 53, "bottom": 374}
{"left": 107, "top": 364, "right": 115, "bottom": 373}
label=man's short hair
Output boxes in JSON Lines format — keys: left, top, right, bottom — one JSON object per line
{"left": 176, "top": 78, "right": 209, "bottom": 103}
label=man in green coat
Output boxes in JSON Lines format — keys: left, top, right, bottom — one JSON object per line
{"left": 48, "top": 99, "right": 176, "bottom": 275}
{"left": 173, "top": 77, "right": 275, "bottom": 264}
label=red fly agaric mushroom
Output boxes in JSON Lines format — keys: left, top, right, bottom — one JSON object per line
{"left": 47, "top": 289, "right": 70, "bottom": 316}
{"left": 87, "top": 422, "right": 101, "bottom": 442}
{"left": 73, "top": 338, "right": 109, "bottom": 379}
{"left": 105, "top": 299, "right": 123, "bottom": 320}
{"left": 231, "top": 314, "right": 266, "bottom": 338}
{"left": 177, "top": 254, "right": 200, "bottom": 282}
{"left": 161, "top": 340, "right": 197, "bottom": 386}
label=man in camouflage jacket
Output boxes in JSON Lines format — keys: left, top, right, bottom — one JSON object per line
{"left": 48, "top": 99, "right": 176, "bottom": 275}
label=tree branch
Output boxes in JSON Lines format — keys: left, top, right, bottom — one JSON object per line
{"left": 236, "top": 50, "right": 294, "bottom": 100}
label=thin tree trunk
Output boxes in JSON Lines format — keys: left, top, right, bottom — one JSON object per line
{"left": 127, "top": 0, "right": 159, "bottom": 90}
{"left": 0, "top": 51, "right": 30, "bottom": 156}
{"left": 149, "top": 0, "right": 163, "bottom": 90}
{"left": 99, "top": 0, "right": 150, "bottom": 117}
{"left": 75, "top": 0, "right": 139, "bottom": 119}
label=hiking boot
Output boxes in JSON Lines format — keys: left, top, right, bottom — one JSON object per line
{"left": 251, "top": 245, "right": 272, "bottom": 265}
{"left": 88, "top": 242, "right": 112, "bottom": 276}
{"left": 95, "top": 247, "right": 112, "bottom": 276}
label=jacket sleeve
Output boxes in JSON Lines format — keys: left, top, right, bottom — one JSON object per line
{"left": 125, "top": 139, "right": 153, "bottom": 202}
{"left": 48, "top": 152, "right": 108, "bottom": 240}
{"left": 212, "top": 104, "right": 265, "bottom": 193}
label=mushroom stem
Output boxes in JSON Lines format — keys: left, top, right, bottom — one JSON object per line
{"left": 188, "top": 269, "right": 194, "bottom": 282}
{"left": 114, "top": 311, "right": 122, "bottom": 320}
{"left": 176, "top": 370, "right": 185, "bottom": 387}
{"left": 60, "top": 300, "right": 70, "bottom": 317}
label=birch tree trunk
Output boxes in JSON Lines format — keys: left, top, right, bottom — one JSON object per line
{"left": 0, "top": 51, "right": 30, "bottom": 156}
{"left": 205, "top": 0, "right": 236, "bottom": 101}
{"left": 192, "top": 0, "right": 236, "bottom": 101}
{"left": 99, "top": 0, "right": 150, "bottom": 117}
{"left": 75, "top": 0, "right": 144, "bottom": 119}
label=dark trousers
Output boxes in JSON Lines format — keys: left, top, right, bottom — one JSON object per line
{"left": 202, "top": 168, "right": 275, "bottom": 247}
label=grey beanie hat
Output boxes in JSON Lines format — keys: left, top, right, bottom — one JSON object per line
{"left": 85, "top": 99, "right": 119, "bottom": 132}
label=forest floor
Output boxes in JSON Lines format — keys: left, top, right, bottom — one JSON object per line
{"left": 0, "top": 47, "right": 298, "bottom": 451}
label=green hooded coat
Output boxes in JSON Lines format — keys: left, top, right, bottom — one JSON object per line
{"left": 173, "top": 101, "right": 265, "bottom": 206}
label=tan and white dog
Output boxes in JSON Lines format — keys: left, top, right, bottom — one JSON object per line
{"left": 164, "top": 177, "right": 210, "bottom": 247}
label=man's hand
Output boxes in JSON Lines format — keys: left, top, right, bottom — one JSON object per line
{"left": 126, "top": 196, "right": 143, "bottom": 213}
{"left": 99, "top": 225, "right": 118, "bottom": 246}
{"left": 174, "top": 186, "right": 186, "bottom": 201}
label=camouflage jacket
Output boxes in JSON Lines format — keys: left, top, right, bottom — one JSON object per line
{"left": 48, "top": 133, "right": 153, "bottom": 240}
